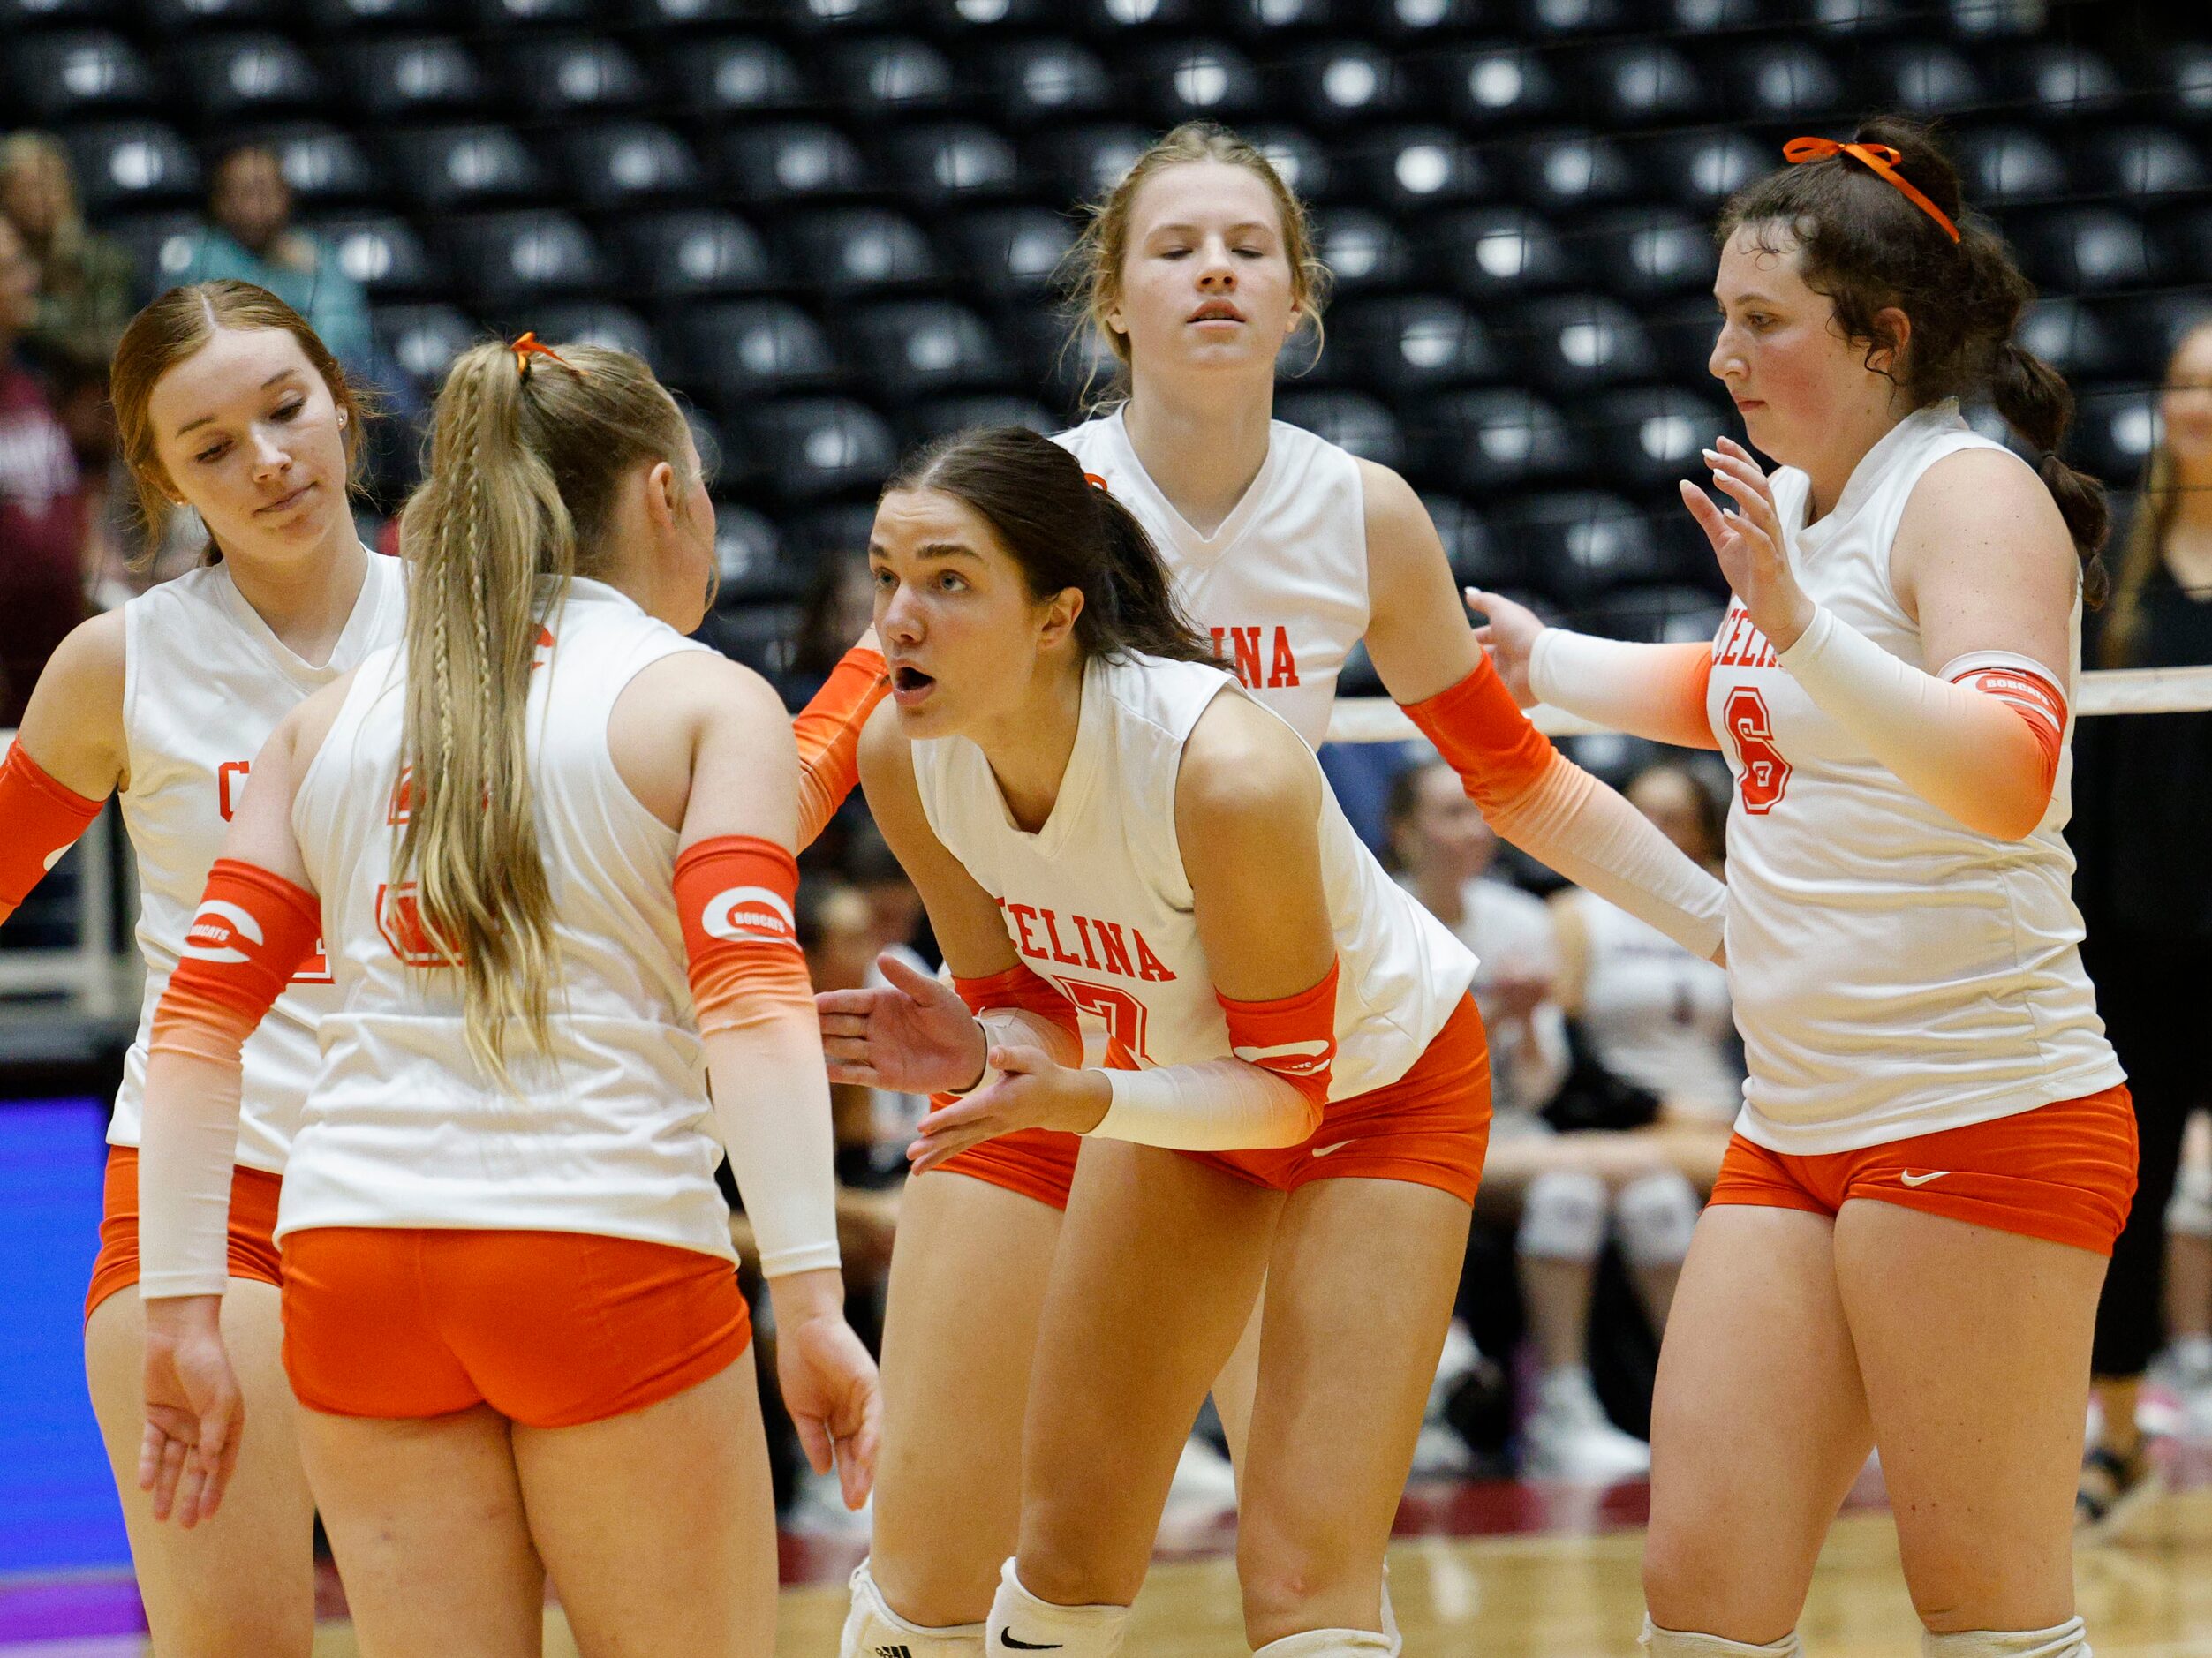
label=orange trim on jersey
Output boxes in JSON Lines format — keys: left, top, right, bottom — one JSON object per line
{"left": 951, "top": 961, "right": 1084, "bottom": 1047}
{"left": 1400, "top": 657, "right": 1557, "bottom": 813}
{"left": 675, "top": 835, "right": 810, "bottom": 1033}
{"left": 0, "top": 741, "right": 103, "bottom": 919}
{"left": 1950, "top": 662, "right": 2067, "bottom": 799}
{"left": 85, "top": 1145, "right": 283, "bottom": 1322}
{"left": 148, "top": 860, "right": 321, "bottom": 1064}
{"left": 793, "top": 644, "right": 889, "bottom": 851}
{"left": 1218, "top": 959, "right": 1340, "bottom": 1108}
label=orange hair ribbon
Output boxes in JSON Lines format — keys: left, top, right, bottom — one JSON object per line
{"left": 509, "top": 331, "right": 582, "bottom": 380}
{"left": 1782, "top": 137, "right": 1960, "bottom": 245}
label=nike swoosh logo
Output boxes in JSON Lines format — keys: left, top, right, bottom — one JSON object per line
{"left": 1310, "top": 1141, "right": 1354, "bottom": 1158}
{"left": 1899, "top": 1170, "right": 1950, "bottom": 1187}
{"left": 1000, "top": 1636, "right": 1061, "bottom": 1652}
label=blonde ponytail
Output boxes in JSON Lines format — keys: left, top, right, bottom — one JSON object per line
{"left": 395, "top": 338, "right": 695, "bottom": 1082}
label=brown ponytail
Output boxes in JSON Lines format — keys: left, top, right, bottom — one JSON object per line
{"left": 1719, "top": 114, "right": 2109, "bottom": 603}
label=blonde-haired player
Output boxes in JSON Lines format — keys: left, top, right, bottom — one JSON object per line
{"left": 130, "top": 335, "right": 878, "bottom": 1656}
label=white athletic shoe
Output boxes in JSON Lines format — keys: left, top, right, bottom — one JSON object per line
{"left": 1167, "top": 1432, "right": 1241, "bottom": 1507}
{"left": 1520, "top": 1367, "right": 1651, "bottom": 1484}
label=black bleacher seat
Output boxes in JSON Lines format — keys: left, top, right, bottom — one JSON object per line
{"left": 1643, "top": 296, "right": 1721, "bottom": 383}
{"left": 440, "top": 210, "right": 608, "bottom": 310}
{"left": 744, "top": 397, "right": 898, "bottom": 501}
{"left": 1513, "top": 133, "right": 1639, "bottom": 215}
{"left": 2012, "top": 207, "right": 2160, "bottom": 294}
{"left": 335, "top": 38, "right": 491, "bottom": 124}
{"left": 1008, "top": 312, "right": 1119, "bottom": 410}
{"left": 2065, "top": 388, "right": 2159, "bottom": 486}
{"left": 106, "top": 211, "right": 205, "bottom": 301}
{"left": 466, "top": 0, "right": 597, "bottom": 27}
{"left": 1574, "top": 584, "right": 1726, "bottom": 647}
{"left": 2155, "top": 207, "right": 2212, "bottom": 308}
{"left": 1269, "top": 390, "right": 1400, "bottom": 472}
{"left": 1329, "top": 296, "right": 1499, "bottom": 398}
{"left": 669, "top": 37, "right": 813, "bottom": 119}
{"left": 303, "top": 0, "right": 449, "bottom": 28}
{"left": 718, "top": 125, "right": 872, "bottom": 208}
{"left": 841, "top": 300, "right": 1012, "bottom": 403}
{"left": 2014, "top": 297, "right": 2126, "bottom": 384}
{"left": 504, "top": 37, "right": 651, "bottom": 120}
{"left": 2001, "top": 43, "right": 2125, "bottom": 120}
{"left": 1311, "top": 207, "right": 1413, "bottom": 295}
{"left": 313, "top": 213, "right": 443, "bottom": 299}
{"left": 669, "top": 302, "right": 838, "bottom": 406}
{"left": 384, "top": 127, "right": 545, "bottom": 213}
{"left": 523, "top": 303, "right": 660, "bottom": 373}
{"left": 1070, "top": 0, "right": 1213, "bottom": 34}
{"left": 824, "top": 36, "right": 961, "bottom": 117}
{"left": 2159, "top": 44, "right": 2212, "bottom": 126}
{"left": 0, "top": 0, "right": 121, "bottom": 21}
{"left": 1411, "top": 388, "right": 1580, "bottom": 495}
{"left": 1520, "top": 0, "right": 1634, "bottom": 39}
{"left": 1808, "top": 0, "right": 1913, "bottom": 33}
{"left": 177, "top": 34, "right": 323, "bottom": 123}
{"left": 1424, "top": 496, "right": 1518, "bottom": 592}
{"left": 62, "top": 123, "right": 201, "bottom": 217}
{"left": 249, "top": 125, "right": 377, "bottom": 210}
{"left": 1579, "top": 387, "right": 1733, "bottom": 495}
{"left": 1132, "top": 41, "right": 1267, "bottom": 125}
{"left": 901, "top": 393, "right": 1061, "bottom": 447}
{"left": 1226, "top": 0, "right": 1337, "bottom": 34}
{"left": 1644, "top": 131, "right": 1767, "bottom": 216}
{"left": 880, "top": 125, "right": 1023, "bottom": 207}
{"left": 1423, "top": 207, "right": 1578, "bottom": 303}
{"left": 779, "top": 207, "right": 940, "bottom": 295}
{"left": 619, "top": 0, "right": 763, "bottom": 25}
{"left": 788, "top": 0, "right": 914, "bottom": 31}
{"left": 1497, "top": 493, "right": 1670, "bottom": 603}
{"left": 1581, "top": 207, "right": 1717, "bottom": 305}
{"left": 983, "top": 40, "right": 1115, "bottom": 128}
{"left": 690, "top": 409, "right": 751, "bottom": 490}
{"left": 141, "top": 0, "right": 288, "bottom": 29}
{"left": 1273, "top": 42, "right": 1402, "bottom": 128}
{"left": 1509, "top": 295, "right": 1658, "bottom": 397}
{"left": 1343, "top": 129, "right": 1491, "bottom": 214}
{"left": 1560, "top": 730, "right": 1667, "bottom": 790}
{"left": 924, "top": 0, "right": 1065, "bottom": 30}
{"left": 1952, "top": 126, "right": 2070, "bottom": 208}
{"left": 8, "top": 32, "right": 154, "bottom": 124}
{"left": 555, "top": 124, "right": 705, "bottom": 210}
{"left": 373, "top": 303, "right": 482, "bottom": 389}
{"left": 712, "top": 504, "right": 797, "bottom": 605}
{"left": 1029, "top": 125, "right": 1153, "bottom": 205}
{"left": 781, "top": 502, "right": 879, "bottom": 563}
{"left": 2113, "top": 288, "right": 2212, "bottom": 381}
{"left": 1646, "top": 0, "right": 1757, "bottom": 24}
{"left": 1583, "top": 43, "right": 1711, "bottom": 130}
{"left": 1247, "top": 126, "right": 1331, "bottom": 201}
{"left": 1858, "top": 41, "right": 1987, "bottom": 118}
{"left": 1722, "top": 41, "right": 1848, "bottom": 123}
{"left": 2080, "top": 128, "right": 2210, "bottom": 202}
{"left": 937, "top": 207, "right": 1076, "bottom": 304}
{"left": 615, "top": 209, "right": 775, "bottom": 302}
{"left": 1434, "top": 46, "right": 1561, "bottom": 131}
{"left": 699, "top": 602, "right": 804, "bottom": 681}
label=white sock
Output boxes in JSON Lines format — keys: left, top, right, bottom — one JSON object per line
{"left": 1641, "top": 1615, "right": 1803, "bottom": 1655}
{"left": 841, "top": 1559, "right": 985, "bottom": 1658}
{"left": 1519, "top": 1170, "right": 1608, "bottom": 1262}
{"left": 1614, "top": 1170, "right": 1701, "bottom": 1267}
{"left": 1252, "top": 1632, "right": 1395, "bottom": 1657}
{"left": 1379, "top": 1561, "right": 1400, "bottom": 1654}
{"left": 1923, "top": 1617, "right": 2090, "bottom": 1658}
{"left": 985, "top": 1558, "right": 1132, "bottom": 1658}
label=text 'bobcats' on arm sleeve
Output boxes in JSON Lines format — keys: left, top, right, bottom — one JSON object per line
{"left": 1529, "top": 631, "right": 1720, "bottom": 750}
{"left": 0, "top": 741, "right": 104, "bottom": 923}
{"left": 140, "top": 860, "right": 321, "bottom": 1299}
{"left": 1401, "top": 659, "right": 1726, "bottom": 960}
{"left": 1089, "top": 961, "right": 1338, "bottom": 1151}
{"left": 677, "top": 835, "right": 841, "bottom": 1278}
{"left": 793, "top": 644, "right": 889, "bottom": 851}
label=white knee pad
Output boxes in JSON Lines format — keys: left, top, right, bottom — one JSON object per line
{"left": 1641, "top": 1616, "right": 1803, "bottom": 1656}
{"left": 1252, "top": 1632, "right": 1395, "bottom": 1657}
{"left": 1922, "top": 1617, "right": 2090, "bottom": 1658}
{"left": 986, "top": 1558, "right": 1131, "bottom": 1658}
{"left": 1615, "top": 1171, "right": 1702, "bottom": 1269}
{"left": 2168, "top": 1163, "right": 2212, "bottom": 1239}
{"left": 1519, "top": 1170, "right": 1609, "bottom": 1262}
{"left": 842, "top": 1559, "right": 985, "bottom": 1658}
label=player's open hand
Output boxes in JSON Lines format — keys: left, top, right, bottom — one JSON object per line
{"left": 1464, "top": 589, "right": 1544, "bottom": 708}
{"left": 908, "top": 1046, "right": 1111, "bottom": 1175}
{"left": 771, "top": 1290, "right": 881, "bottom": 1511}
{"left": 139, "top": 1296, "right": 242, "bottom": 1530}
{"left": 1681, "top": 437, "right": 1812, "bottom": 652}
{"left": 815, "top": 951, "right": 986, "bottom": 1093}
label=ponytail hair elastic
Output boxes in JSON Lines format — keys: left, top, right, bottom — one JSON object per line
{"left": 1783, "top": 137, "right": 1960, "bottom": 245}
{"left": 509, "top": 331, "right": 583, "bottom": 381}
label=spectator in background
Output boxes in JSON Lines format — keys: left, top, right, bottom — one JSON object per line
{"left": 1388, "top": 757, "right": 1703, "bottom": 1482}
{"left": 2072, "top": 314, "right": 2212, "bottom": 1528}
{"left": 0, "top": 133, "right": 133, "bottom": 381}
{"left": 0, "top": 213, "right": 87, "bottom": 727}
{"left": 1550, "top": 761, "right": 1742, "bottom": 1189}
{"left": 173, "top": 146, "right": 373, "bottom": 381}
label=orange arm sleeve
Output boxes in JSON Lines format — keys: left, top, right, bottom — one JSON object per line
{"left": 0, "top": 741, "right": 104, "bottom": 922}
{"left": 1216, "top": 959, "right": 1340, "bottom": 1109}
{"left": 792, "top": 644, "right": 889, "bottom": 851}
{"left": 149, "top": 860, "right": 322, "bottom": 1063}
{"left": 1399, "top": 657, "right": 1558, "bottom": 813}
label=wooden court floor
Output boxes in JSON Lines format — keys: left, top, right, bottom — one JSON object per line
{"left": 299, "top": 1491, "right": 2212, "bottom": 1658}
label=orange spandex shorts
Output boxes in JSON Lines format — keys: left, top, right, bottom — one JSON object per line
{"left": 280, "top": 1227, "right": 751, "bottom": 1429}
{"left": 937, "top": 992, "right": 1494, "bottom": 1210}
{"left": 86, "top": 1145, "right": 283, "bottom": 1322}
{"left": 1708, "top": 1081, "right": 2138, "bottom": 1256}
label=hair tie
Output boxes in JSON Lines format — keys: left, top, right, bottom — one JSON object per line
{"left": 1783, "top": 137, "right": 1960, "bottom": 245}
{"left": 510, "top": 331, "right": 582, "bottom": 381}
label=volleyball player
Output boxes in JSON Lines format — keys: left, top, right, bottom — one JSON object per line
{"left": 1480, "top": 119, "right": 2130, "bottom": 1658}
{"left": 835, "top": 124, "right": 1728, "bottom": 1658}
{"left": 132, "top": 337, "right": 879, "bottom": 1656}
{"left": 0, "top": 288, "right": 883, "bottom": 1656}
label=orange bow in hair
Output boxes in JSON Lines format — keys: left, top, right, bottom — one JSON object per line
{"left": 509, "top": 331, "right": 582, "bottom": 379}
{"left": 1783, "top": 137, "right": 1961, "bottom": 244}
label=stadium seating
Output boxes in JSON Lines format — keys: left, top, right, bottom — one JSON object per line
{"left": 6, "top": 0, "right": 2201, "bottom": 650}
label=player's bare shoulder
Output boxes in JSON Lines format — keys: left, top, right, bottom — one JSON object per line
{"left": 1175, "top": 683, "right": 1322, "bottom": 842}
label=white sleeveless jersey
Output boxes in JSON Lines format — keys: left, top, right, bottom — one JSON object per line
{"left": 1054, "top": 410, "right": 1367, "bottom": 750}
{"left": 1707, "top": 401, "right": 2122, "bottom": 1154}
{"left": 283, "top": 579, "right": 734, "bottom": 1258}
{"left": 1555, "top": 887, "right": 1740, "bottom": 1122}
{"left": 112, "top": 553, "right": 404, "bottom": 1172}
{"left": 911, "top": 652, "right": 1475, "bottom": 1101}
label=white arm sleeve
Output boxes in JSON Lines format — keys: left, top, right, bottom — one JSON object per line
{"left": 702, "top": 1014, "right": 842, "bottom": 1279}
{"left": 1090, "top": 1059, "right": 1323, "bottom": 1151}
{"left": 1485, "top": 754, "right": 1727, "bottom": 961}
{"left": 1529, "top": 629, "right": 1718, "bottom": 750}
{"left": 137, "top": 1051, "right": 245, "bottom": 1300}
